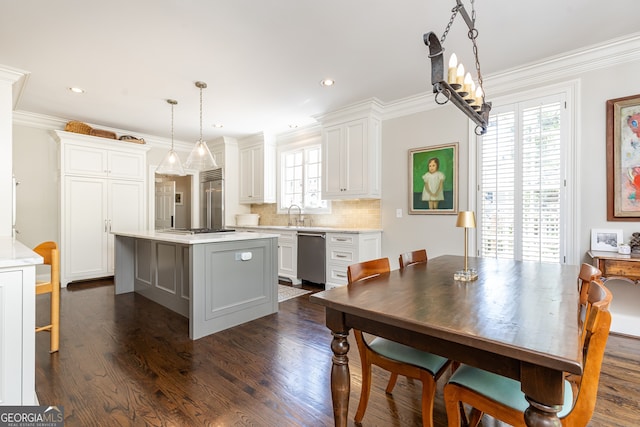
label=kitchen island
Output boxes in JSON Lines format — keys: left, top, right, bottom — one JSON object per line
{"left": 112, "top": 230, "right": 278, "bottom": 339}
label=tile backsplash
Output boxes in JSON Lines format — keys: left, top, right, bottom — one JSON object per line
{"left": 250, "top": 200, "right": 381, "bottom": 229}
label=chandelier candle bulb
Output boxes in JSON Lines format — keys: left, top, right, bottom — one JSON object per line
{"left": 475, "top": 86, "right": 484, "bottom": 107}
{"left": 456, "top": 63, "right": 465, "bottom": 86}
{"left": 462, "top": 72, "right": 473, "bottom": 97}
{"left": 448, "top": 53, "right": 458, "bottom": 84}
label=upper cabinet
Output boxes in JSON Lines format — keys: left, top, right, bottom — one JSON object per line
{"left": 319, "top": 100, "right": 382, "bottom": 200}
{"left": 238, "top": 133, "right": 276, "bottom": 204}
{"left": 61, "top": 135, "right": 146, "bottom": 180}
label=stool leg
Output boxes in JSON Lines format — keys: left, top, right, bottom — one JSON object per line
{"left": 50, "top": 284, "right": 60, "bottom": 353}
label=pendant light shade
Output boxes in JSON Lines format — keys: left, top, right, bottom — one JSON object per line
{"left": 156, "top": 99, "right": 186, "bottom": 176}
{"left": 184, "top": 81, "right": 218, "bottom": 170}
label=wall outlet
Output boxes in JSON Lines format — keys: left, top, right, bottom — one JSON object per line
{"left": 396, "top": 208, "right": 403, "bottom": 218}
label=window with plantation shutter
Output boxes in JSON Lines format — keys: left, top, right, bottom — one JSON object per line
{"left": 478, "top": 94, "right": 565, "bottom": 263}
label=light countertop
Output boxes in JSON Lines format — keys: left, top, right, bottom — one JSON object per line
{"left": 235, "top": 225, "right": 382, "bottom": 233}
{"left": 111, "top": 230, "right": 279, "bottom": 245}
{"left": 0, "top": 237, "right": 43, "bottom": 269}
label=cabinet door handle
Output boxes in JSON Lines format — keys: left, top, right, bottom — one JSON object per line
{"left": 104, "top": 220, "right": 108, "bottom": 232}
{"left": 108, "top": 219, "right": 112, "bottom": 232}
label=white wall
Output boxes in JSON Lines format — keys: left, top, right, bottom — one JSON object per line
{"left": 12, "top": 126, "right": 58, "bottom": 247}
{"left": 579, "top": 64, "right": 640, "bottom": 259}
{"left": 380, "top": 105, "right": 470, "bottom": 269}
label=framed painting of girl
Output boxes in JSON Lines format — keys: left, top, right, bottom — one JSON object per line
{"left": 409, "top": 143, "right": 458, "bottom": 215}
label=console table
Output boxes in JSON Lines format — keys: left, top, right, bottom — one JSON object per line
{"left": 588, "top": 250, "right": 640, "bottom": 283}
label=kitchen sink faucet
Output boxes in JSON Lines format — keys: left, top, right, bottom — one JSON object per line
{"left": 287, "top": 204, "right": 304, "bottom": 227}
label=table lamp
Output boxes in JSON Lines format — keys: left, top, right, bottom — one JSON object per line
{"left": 454, "top": 211, "right": 478, "bottom": 281}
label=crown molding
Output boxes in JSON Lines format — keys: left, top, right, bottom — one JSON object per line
{"left": 11, "top": 109, "right": 195, "bottom": 150}
{"left": 313, "top": 97, "right": 385, "bottom": 124}
{"left": 381, "top": 32, "right": 640, "bottom": 120}
{"left": 0, "top": 65, "right": 29, "bottom": 110}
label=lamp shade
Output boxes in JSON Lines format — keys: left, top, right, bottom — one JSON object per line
{"left": 156, "top": 148, "right": 186, "bottom": 176}
{"left": 456, "top": 211, "right": 476, "bottom": 228}
{"left": 184, "top": 139, "right": 218, "bottom": 170}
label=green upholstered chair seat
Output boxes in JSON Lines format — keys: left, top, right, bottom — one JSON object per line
{"left": 448, "top": 364, "right": 574, "bottom": 418}
{"left": 368, "top": 337, "right": 450, "bottom": 374}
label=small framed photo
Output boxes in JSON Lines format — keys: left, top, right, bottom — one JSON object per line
{"left": 408, "top": 143, "right": 458, "bottom": 215}
{"left": 175, "top": 192, "right": 183, "bottom": 206}
{"left": 590, "top": 229, "right": 623, "bottom": 252}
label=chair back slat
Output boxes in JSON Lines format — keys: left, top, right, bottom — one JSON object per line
{"left": 577, "top": 263, "right": 601, "bottom": 305}
{"left": 398, "top": 249, "right": 428, "bottom": 269}
{"left": 347, "top": 258, "right": 390, "bottom": 284}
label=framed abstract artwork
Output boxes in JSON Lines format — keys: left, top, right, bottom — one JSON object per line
{"left": 607, "top": 94, "right": 640, "bottom": 220}
{"left": 409, "top": 143, "right": 458, "bottom": 214}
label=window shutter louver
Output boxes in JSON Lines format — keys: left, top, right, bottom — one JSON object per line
{"left": 479, "top": 97, "right": 563, "bottom": 263}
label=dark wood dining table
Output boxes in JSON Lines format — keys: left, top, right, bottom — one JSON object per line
{"left": 310, "top": 255, "right": 581, "bottom": 427}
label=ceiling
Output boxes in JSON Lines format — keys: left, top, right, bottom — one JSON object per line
{"left": 2, "top": 0, "right": 639, "bottom": 143}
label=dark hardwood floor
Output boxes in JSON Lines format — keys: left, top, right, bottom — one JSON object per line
{"left": 35, "top": 279, "right": 640, "bottom": 426}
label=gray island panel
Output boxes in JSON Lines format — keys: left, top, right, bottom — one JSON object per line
{"left": 113, "top": 231, "right": 278, "bottom": 339}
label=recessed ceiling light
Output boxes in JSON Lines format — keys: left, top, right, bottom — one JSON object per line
{"left": 320, "top": 78, "right": 335, "bottom": 87}
{"left": 288, "top": 124, "right": 299, "bottom": 129}
{"left": 68, "top": 87, "right": 85, "bottom": 94}
{"left": 212, "top": 123, "right": 223, "bottom": 128}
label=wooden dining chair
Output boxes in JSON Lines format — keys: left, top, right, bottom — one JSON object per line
{"left": 399, "top": 249, "right": 428, "bottom": 269}
{"left": 443, "top": 279, "right": 613, "bottom": 427}
{"left": 347, "top": 257, "right": 451, "bottom": 427}
{"left": 578, "top": 263, "right": 601, "bottom": 306}
{"left": 33, "top": 241, "right": 60, "bottom": 353}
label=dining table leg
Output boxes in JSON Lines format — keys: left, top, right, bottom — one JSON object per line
{"left": 523, "top": 398, "right": 562, "bottom": 426}
{"left": 521, "top": 364, "right": 563, "bottom": 427}
{"left": 330, "top": 330, "right": 350, "bottom": 427}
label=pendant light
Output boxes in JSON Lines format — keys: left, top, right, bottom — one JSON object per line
{"left": 156, "top": 99, "right": 186, "bottom": 176}
{"left": 184, "top": 81, "right": 218, "bottom": 170}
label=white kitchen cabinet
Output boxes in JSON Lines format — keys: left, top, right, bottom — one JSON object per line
{"left": 0, "top": 239, "right": 41, "bottom": 405}
{"left": 321, "top": 114, "right": 381, "bottom": 200}
{"left": 238, "top": 134, "right": 275, "bottom": 204}
{"left": 55, "top": 131, "right": 149, "bottom": 286}
{"left": 325, "top": 231, "right": 381, "bottom": 289}
{"left": 62, "top": 138, "right": 145, "bottom": 180}
{"left": 234, "top": 227, "right": 300, "bottom": 284}
{"left": 274, "top": 229, "right": 300, "bottom": 285}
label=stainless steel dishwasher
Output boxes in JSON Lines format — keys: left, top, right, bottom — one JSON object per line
{"left": 297, "top": 231, "right": 326, "bottom": 284}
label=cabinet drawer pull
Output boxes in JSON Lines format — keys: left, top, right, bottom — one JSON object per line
{"left": 336, "top": 238, "right": 348, "bottom": 242}
{"left": 336, "top": 273, "right": 347, "bottom": 278}
{"left": 336, "top": 254, "right": 347, "bottom": 258}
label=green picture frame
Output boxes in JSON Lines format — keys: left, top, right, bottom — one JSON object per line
{"left": 409, "top": 143, "right": 458, "bottom": 215}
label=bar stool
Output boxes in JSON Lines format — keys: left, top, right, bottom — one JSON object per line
{"left": 33, "top": 241, "right": 60, "bottom": 353}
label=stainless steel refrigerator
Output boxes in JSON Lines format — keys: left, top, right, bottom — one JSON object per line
{"left": 200, "top": 168, "right": 225, "bottom": 230}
